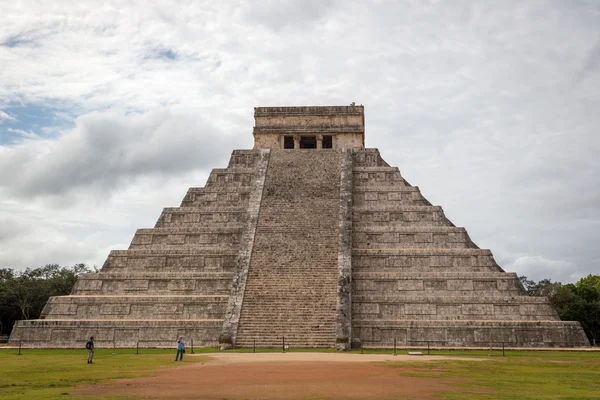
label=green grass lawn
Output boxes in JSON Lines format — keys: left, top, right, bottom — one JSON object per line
{"left": 385, "top": 351, "right": 600, "bottom": 400}
{"left": 1, "top": 347, "right": 599, "bottom": 399}
{"left": 0, "top": 348, "right": 207, "bottom": 400}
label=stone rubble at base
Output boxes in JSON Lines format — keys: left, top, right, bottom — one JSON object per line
{"left": 9, "top": 106, "right": 590, "bottom": 349}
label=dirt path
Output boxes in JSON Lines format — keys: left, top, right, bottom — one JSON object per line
{"left": 76, "top": 353, "right": 480, "bottom": 400}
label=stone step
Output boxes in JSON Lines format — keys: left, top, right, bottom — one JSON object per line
{"left": 227, "top": 150, "right": 263, "bottom": 168}
{"left": 153, "top": 222, "right": 246, "bottom": 229}
{"left": 206, "top": 168, "right": 256, "bottom": 186}
{"left": 240, "top": 304, "right": 335, "bottom": 308}
{"left": 353, "top": 271, "right": 518, "bottom": 279}
{"left": 237, "top": 319, "right": 335, "bottom": 324}
{"left": 354, "top": 242, "right": 476, "bottom": 249}
{"left": 9, "top": 319, "right": 223, "bottom": 348}
{"left": 102, "top": 249, "right": 238, "bottom": 273}
{"left": 353, "top": 149, "right": 390, "bottom": 168}
{"left": 131, "top": 228, "right": 242, "bottom": 247}
{"left": 129, "top": 243, "right": 238, "bottom": 251}
{"left": 208, "top": 167, "right": 257, "bottom": 175}
{"left": 181, "top": 197, "right": 251, "bottom": 208}
{"left": 353, "top": 185, "right": 420, "bottom": 193}
{"left": 354, "top": 205, "right": 443, "bottom": 212}
{"left": 355, "top": 226, "right": 468, "bottom": 234}
{"left": 156, "top": 207, "right": 248, "bottom": 227}
{"left": 353, "top": 248, "right": 494, "bottom": 256}
{"left": 237, "top": 327, "right": 336, "bottom": 333}
{"left": 185, "top": 186, "right": 252, "bottom": 194}
{"left": 235, "top": 341, "right": 334, "bottom": 347}
{"left": 161, "top": 206, "right": 248, "bottom": 214}
{"left": 41, "top": 295, "right": 229, "bottom": 320}
{"left": 353, "top": 166, "right": 401, "bottom": 172}
{"left": 354, "top": 290, "right": 524, "bottom": 298}
{"left": 352, "top": 320, "right": 590, "bottom": 348}
{"left": 108, "top": 248, "right": 239, "bottom": 257}
{"left": 237, "top": 327, "right": 336, "bottom": 332}
{"left": 130, "top": 227, "right": 243, "bottom": 248}
{"left": 353, "top": 294, "right": 550, "bottom": 304}
{"left": 352, "top": 248, "right": 502, "bottom": 272}
{"left": 78, "top": 271, "right": 234, "bottom": 279}
{"left": 71, "top": 272, "right": 234, "bottom": 295}
{"left": 135, "top": 227, "right": 243, "bottom": 235}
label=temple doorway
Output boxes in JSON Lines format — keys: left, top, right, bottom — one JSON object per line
{"left": 300, "top": 136, "right": 317, "bottom": 148}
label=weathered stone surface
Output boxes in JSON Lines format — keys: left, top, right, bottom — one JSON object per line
{"left": 336, "top": 149, "right": 353, "bottom": 350}
{"left": 234, "top": 150, "right": 341, "bottom": 348}
{"left": 10, "top": 149, "right": 264, "bottom": 348}
{"left": 350, "top": 148, "right": 588, "bottom": 347}
{"left": 253, "top": 106, "right": 365, "bottom": 150}
{"left": 219, "top": 150, "right": 270, "bottom": 348}
{"left": 9, "top": 107, "right": 589, "bottom": 348}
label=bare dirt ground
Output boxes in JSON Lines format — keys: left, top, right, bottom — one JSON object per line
{"left": 76, "top": 353, "right": 482, "bottom": 400}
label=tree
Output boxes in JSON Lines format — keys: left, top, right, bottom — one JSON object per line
{"left": 519, "top": 275, "right": 600, "bottom": 345}
{"left": 573, "top": 275, "right": 600, "bottom": 303}
{"left": 0, "top": 264, "right": 95, "bottom": 335}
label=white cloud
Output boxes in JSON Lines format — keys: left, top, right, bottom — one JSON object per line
{"left": 0, "top": 1, "right": 599, "bottom": 282}
{"left": 0, "top": 110, "right": 15, "bottom": 122}
{"left": 507, "top": 256, "right": 582, "bottom": 284}
{"left": 0, "top": 107, "right": 230, "bottom": 199}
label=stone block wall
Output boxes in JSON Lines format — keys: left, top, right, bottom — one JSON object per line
{"left": 9, "top": 150, "right": 267, "bottom": 348}
{"left": 352, "top": 320, "right": 588, "bottom": 348}
{"left": 350, "top": 149, "right": 589, "bottom": 348}
{"left": 9, "top": 144, "right": 589, "bottom": 349}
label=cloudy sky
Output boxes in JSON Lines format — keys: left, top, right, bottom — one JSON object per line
{"left": 0, "top": 0, "right": 599, "bottom": 283}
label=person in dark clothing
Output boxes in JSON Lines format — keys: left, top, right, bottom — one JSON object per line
{"left": 86, "top": 336, "right": 95, "bottom": 364}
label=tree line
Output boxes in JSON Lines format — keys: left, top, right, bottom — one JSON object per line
{"left": 520, "top": 274, "right": 600, "bottom": 345}
{"left": 0, "top": 264, "right": 95, "bottom": 336}
{"left": 1, "top": 264, "right": 598, "bottom": 345}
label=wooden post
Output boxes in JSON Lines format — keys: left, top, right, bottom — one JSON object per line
{"left": 191, "top": 339, "right": 194, "bottom": 354}
{"left": 427, "top": 341, "right": 430, "bottom": 355}
{"left": 136, "top": 341, "right": 139, "bottom": 354}
{"left": 393, "top": 338, "right": 397, "bottom": 356}
{"left": 18, "top": 341, "right": 22, "bottom": 356}
{"left": 253, "top": 340, "right": 256, "bottom": 353}
{"left": 282, "top": 336, "right": 286, "bottom": 353}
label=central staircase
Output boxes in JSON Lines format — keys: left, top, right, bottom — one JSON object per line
{"left": 235, "top": 150, "right": 342, "bottom": 347}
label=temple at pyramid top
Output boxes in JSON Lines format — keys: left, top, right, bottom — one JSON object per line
{"left": 253, "top": 105, "right": 365, "bottom": 149}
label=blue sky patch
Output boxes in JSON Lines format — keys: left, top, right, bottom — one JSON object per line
{"left": 146, "top": 48, "right": 178, "bottom": 61}
{"left": 0, "top": 34, "right": 33, "bottom": 48}
{"left": 0, "top": 104, "right": 75, "bottom": 145}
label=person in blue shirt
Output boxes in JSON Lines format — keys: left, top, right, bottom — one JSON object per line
{"left": 175, "top": 336, "right": 185, "bottom": 361}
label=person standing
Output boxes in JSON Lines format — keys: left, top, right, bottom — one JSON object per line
{"left": 86, "top": 336, "right": 95, "bottom": 364}
{"left": 175, "top": 336, "right": 185, "bottom": 361}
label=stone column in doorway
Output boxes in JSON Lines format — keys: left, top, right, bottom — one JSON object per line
{"left": 316, "top": 135, "right": 323, "bottom": 149}
{"left": 293, "top": 135, "right": 300, "bottom": 149}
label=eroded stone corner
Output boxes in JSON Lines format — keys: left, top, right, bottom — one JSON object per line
{"left": 219, "top": 149, "right": 270, "bottom": 349}
{"left": 336, "top": 148, "right": 353, "bottom": 350}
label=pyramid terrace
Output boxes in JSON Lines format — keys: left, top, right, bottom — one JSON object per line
{"left": 10, "top": 105, "right": 589, "bottom": 349}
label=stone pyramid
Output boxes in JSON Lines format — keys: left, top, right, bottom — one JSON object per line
{"left": 10, "top": 106, "right": 589, "bottom": 349}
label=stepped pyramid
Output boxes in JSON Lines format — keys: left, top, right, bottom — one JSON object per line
{"left": 10, "top": 106, "right": 589, "bottom": 349}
